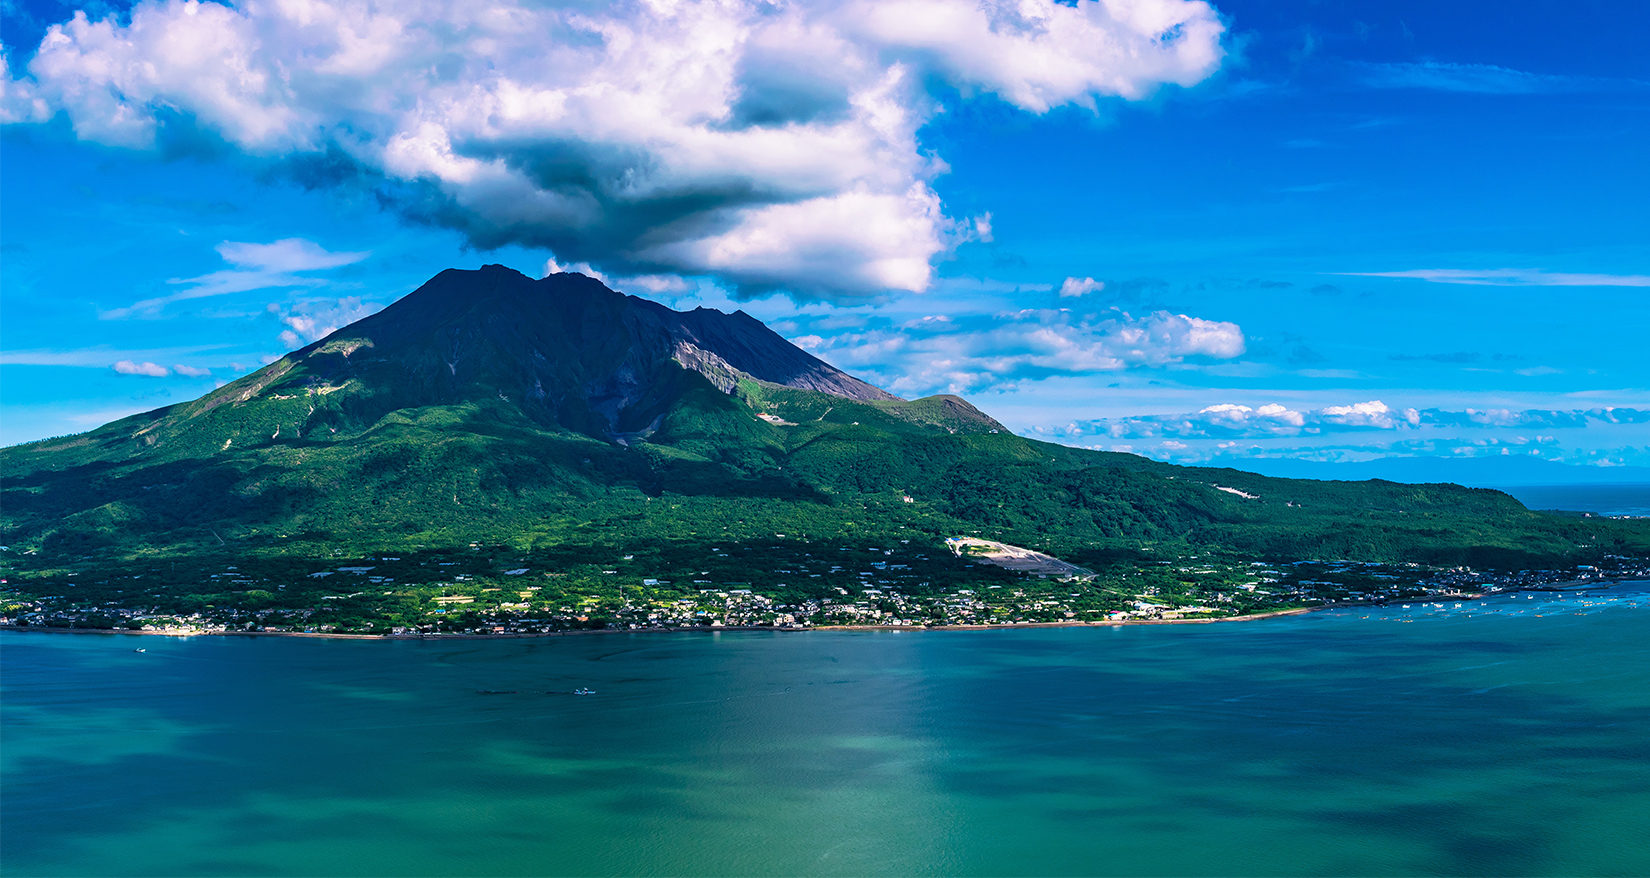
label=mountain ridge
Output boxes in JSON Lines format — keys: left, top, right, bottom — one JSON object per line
{"left": 3, "top": 266, "right": 1647, "bottom": 575}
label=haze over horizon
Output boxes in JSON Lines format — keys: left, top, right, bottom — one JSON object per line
{"left": 3, "top": 0, "right": 1646, "bottom": 474}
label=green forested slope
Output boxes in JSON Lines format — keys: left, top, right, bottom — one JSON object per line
{"left": 5, "top": 266, "right": 1647, "bottom": 575}
{"left": 6, "top": 365, "right": 1646, "bottom": 570}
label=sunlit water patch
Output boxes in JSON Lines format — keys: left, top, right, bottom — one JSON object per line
{"left": 5, "top": 581, "right": 1649, "bottom": 877}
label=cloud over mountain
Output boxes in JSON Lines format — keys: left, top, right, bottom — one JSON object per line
{"left": 268, "top": 296, "right": 383, "bottom": 349}
{"left": 796, "top": 306, "right": 1244, "bottom": 395}
{"left": 3, "top": 0, "right": 1224, "bottom": 299}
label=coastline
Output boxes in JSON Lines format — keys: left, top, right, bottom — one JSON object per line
{"left": 0, "top": 601, "right": 1436, "bottom": 641}
{"left": 4, "top": 579, "right": 1637, "bottom": 642}
{"left": 0, "top": 612, "right": 1320, "bottom": 641}
{"left": 0, "top": 603, "right": 1342, "bottom": 640}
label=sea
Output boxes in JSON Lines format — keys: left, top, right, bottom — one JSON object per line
{"left": 5, "top": 582, "right": 1649, "bottom": 877}
{"left": 1495, "top": 482, "right": 1650, "bottom": 518}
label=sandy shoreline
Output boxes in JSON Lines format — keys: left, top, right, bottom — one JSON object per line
{"left": 3, "top": 579, "right": 1637, "bottom": 642}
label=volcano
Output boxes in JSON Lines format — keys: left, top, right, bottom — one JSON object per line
{"left": 264, "top": 265, "right": 903, "bottom": 439}
{"left": 3, "top": 265, "right": 1638, "bottom": 570}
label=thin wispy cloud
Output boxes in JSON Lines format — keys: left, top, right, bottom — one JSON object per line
{"left": 0, "top": 344, "right": 231, "bottom": 367}
{"left": 1353, "top": 61, "right": 1643, "bottom": 95}
{"left": 1337, "top": 269, "right": 1650, "bottom": 287}
{"left": 101, "top": 238, "right": 369, "bottom": 318}
{"left": 931, "top": 277, "right": 1057, "bottom": 295}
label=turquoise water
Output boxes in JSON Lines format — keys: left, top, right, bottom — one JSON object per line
{"left": 6, "top": 583, "right": 1649, "bottom": 877}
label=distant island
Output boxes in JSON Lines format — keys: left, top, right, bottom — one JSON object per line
{"left": 5, "top": 266, "right": 1648, "bottom": 636}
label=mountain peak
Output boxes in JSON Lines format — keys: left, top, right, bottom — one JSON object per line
{"left": 260, "top": 266, "right": 898, "bottom": 438}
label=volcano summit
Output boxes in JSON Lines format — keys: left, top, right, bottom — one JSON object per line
{"left": 265, "top": 265, "right": 901, "bottom": 440}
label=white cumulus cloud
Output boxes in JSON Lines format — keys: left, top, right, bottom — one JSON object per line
{"left": 1035, "top": 399, "right": 1598, "bottom": 443}
{"left": 1319, "top": 400, "right": 1420, "bottom": 429}
{"left": 5, "top": 0, "right": 1225, "bottom": 299}
{"left": 1194, "top": 403, "right": 1306, "bottom": 434}
{"left": 542, "top": 258, "right": 607, "bottom": 284}
{"left": 1059, "top": 276, "right": 1104, "bottom": 297}
{"left": 112, "top": 359, "right": 170, "bottom": 376}
{"left": 803, "top": 306, "right": 1244, "bottom": 395}
{"left": 269, "top": 296, "right": 383, "bottom": 349}
{"left": 1030, "top": 406, "right": 1650, "bottom": 468}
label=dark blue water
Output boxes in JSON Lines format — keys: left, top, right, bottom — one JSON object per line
{"left": 6, "top": 582, "right": 1649, "bottom": 876}
{"left": 1497, "top": 482, "right": 1650, "bottom": 517}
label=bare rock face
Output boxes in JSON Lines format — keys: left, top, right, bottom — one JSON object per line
{"left": 281, "top": 265, "right": 898, "bottom": 437}
{"left": 631, "top": 299, "right": 897, "bottom": 402}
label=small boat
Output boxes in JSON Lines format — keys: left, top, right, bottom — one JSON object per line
{"left": 573, "top": 688, "right": 596, "bottom": 696}
{"left": 133, "top": 648, "right": 146, "bottom": 653}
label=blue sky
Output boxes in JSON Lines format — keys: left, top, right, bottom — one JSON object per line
{"left": 2, "top": 0, "right": 1647, "bottom": 471}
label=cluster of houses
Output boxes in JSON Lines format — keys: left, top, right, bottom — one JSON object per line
{"left": 5, "top": 552, "right": 1648, "bottom": 636}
